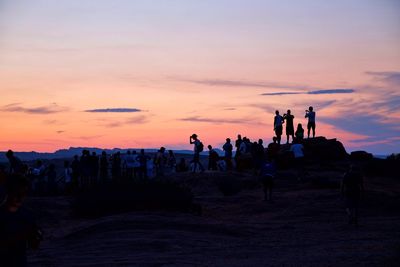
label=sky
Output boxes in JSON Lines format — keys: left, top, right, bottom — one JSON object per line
{"left": 0, "top": 0, "right": 399, "bottom": 154}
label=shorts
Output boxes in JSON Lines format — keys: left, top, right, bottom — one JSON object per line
{"left": 275, "top": 125, "right": 283, "bottom": 136}
{"left": 286, "top": 125, "right": 294, "bottom": 135}
{"left": 307, "top": 122, "right": 316, "bottom": 131}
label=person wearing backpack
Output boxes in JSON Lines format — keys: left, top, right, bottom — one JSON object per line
{"left": 189, "top": 134, "right": 205, "bottom": 173}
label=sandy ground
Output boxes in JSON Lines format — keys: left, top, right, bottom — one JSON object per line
{"left": 27, "top": 171, "right": 400, "bottom": 267}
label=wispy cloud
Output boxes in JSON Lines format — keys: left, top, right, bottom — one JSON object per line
{"left": 261, "top": 89, "right": 355, "bottom": 96}
{"left": 308, "top": 89, "right": 355, "bottom": 94}
{"left": 85, "top": 108, "right": 142, "bottom": 113}
{"left": 182, "top": 78, "right": 314, "bottom": 90}
{"left": 319, "top": 114, "right": 399, "bottom": 139}
{"left": 56, "top": 130, "right": 65, "bottom": 134}
{"left": 100, "top": 115, "right": 150, "bottom": 128}
{"left": 261, "top": 92, "right": 301, "bottom": 96}
{"left": 366, "top": 71, "right": 400, "bottom": 86}
{"left": 1, "top": 103, "right": 68, "bottom": 114}
{"left": 180, "top": 116, "right": 264, "bottom": 125}
{"left": 126, "top": 115, "right": 149, "bottom": 124}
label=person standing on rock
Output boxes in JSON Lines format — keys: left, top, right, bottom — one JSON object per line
{"left": 305, "top": 106, "right": 316, "bottom": 138}
{"left": 341, "top": 165, "right": 364, "bottom": 226}
{"left": 274, "top": 110, "right": 284, "bottom": 144}
{"left": 283, "top": 109, "right": 295, "bottom": 144}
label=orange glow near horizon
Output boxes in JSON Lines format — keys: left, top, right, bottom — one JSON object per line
{"left": 1, "top": 1, "right": 399, "bottom": 154}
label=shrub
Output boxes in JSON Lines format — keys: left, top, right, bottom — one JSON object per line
{"left": 72, "top": 179, "right": 198, "bottom": 218}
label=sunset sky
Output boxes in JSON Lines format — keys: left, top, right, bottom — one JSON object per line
{"left": 0, "top": 0, "right": 399, "bottom": 154}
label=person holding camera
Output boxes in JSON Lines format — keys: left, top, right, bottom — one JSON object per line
{"left": 283, "top": 109, "right": 295, "bottom": 144}
{"left": 189, "top": 134, "right": 205, "bottom": 173}
{"left": 305, "top": 106, "right": 316, "bottom": 138}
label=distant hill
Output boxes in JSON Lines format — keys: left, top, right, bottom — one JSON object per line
{"left": 0, "top": 147, "right": 224, "bottom": 162}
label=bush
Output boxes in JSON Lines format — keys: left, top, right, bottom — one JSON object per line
{"left": 217, "top": 176, "right": 242, "bottom": 196}
{"left": 72, "top": 179, "right": 199, "bottom": 218}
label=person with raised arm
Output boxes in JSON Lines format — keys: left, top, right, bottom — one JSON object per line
{"left": 305, "top": 106, "right": 316, "bottom": 138}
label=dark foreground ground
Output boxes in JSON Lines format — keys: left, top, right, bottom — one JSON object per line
{"left": 27, "top": 169, "right": 400, "bottom": 267}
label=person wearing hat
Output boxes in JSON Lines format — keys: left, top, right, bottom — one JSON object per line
{"left": 189, "top": 134, "right": 205, "bottom": 173}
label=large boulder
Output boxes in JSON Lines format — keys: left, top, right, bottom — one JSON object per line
{"left": 300, "top": 137, "right": 348, "bottom": 160}
{"left": 350, "top": 151, "right": 373, "bottom": 161}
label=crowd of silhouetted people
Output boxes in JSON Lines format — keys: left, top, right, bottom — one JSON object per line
{"left": 0, "top": 104, "right": 370, "bottom": 266}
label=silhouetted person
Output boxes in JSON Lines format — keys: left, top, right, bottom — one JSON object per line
{"left": 305, "top": 106, "right": 316, "bottom": 138}
{"left": 71, "top": 155, "right": 80, "bottom": 190}
{"left": 283, "top": 110, "right": 295, "bottom": 143}
{"left": 31, "top": 160, "right": 45, "bottom": 195}
{"left": 99, "top": 151, "right": 109, "bottom": 183}
{"left": 131, "top": 151, "right": 140, "bottom": 178}
{"left": 63, "top": 161, "right": 73, "bottom": 194}
{"left": 267, "top": 137, "right": 280, "bottom": 161}
{"left": 260, "top": 161, "right": 276, "bottom": 201}
{"left": 207, "top": 145, "right": 219, "bottom": 171}
{"left": 46, "top": 164, "right": 57, "bottom": 195}
{"left": 274, "top": 110, "right": 284, "bottom": 144}
{"left": 90, "top": 152, "right": 99, "bottom": 186}
{"left": 167, "top": 150, "right": 177, "bottom": 173}
{"left": 341, "top": 165, "right": 364, "bottom": 226}
{"left": 189, "top": 134, "right": 205, "bottom": 173}
{"left": 234, "top": 134, "right": 243, "bottom": 168}
{"left": 124, "top": 150, "right": 135, "bottom": 180}
{"left": 223, "top": 138, "right": 233, "bottom": 171}
{"left": 290, "top": 139, "right": 305, "bottom": 180}
{"left": 137, "top": 149, "right": 149, "bottom": 179}
{"left": 253, "top": 139, "right": 265, "bottom": 172}
{"left": 154, "top": 147, "right": 166, "bottom": 177}
{"left": 5, "top": 150, "right": 23, "bottom": 174}
{"left": 0, "top": 174, "right": 42, "bottom": 266}
{"left": 111, "top": 152, "right": 122, "bottom": 182}
{"left": 295, "top": 123, "right": 304, "bottom": 142}
{"left": 80, "top": 150, "right": 91, "bottom": 188}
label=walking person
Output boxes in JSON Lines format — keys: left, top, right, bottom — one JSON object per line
{"left": 274, "top": 110, "right": 284, "bottom": 144}
{"left": 260, "top": 161, "right": 276, "bottom": 201}
{"left": 341, "top": 165, "right": 364, "bottom": 226}
{"left": 207, "top": 145, "right": 219, "bottom": 171}
{"left": 305, "top": 106, "right": 316, "bottom": 138}
{"left": 189, "top": 134, "right": 205, "bottom": 173}
{"left": 289, "top": 139, "right": 305, "bottom": 180}
{"left": 283, "top": 110, "right": 295, "bottom": 144}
